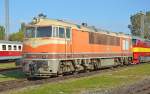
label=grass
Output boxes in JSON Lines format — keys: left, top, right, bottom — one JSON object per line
{"left": 0, "top": 70, "right": 26, "bottom": 82}
{"left": 0, "top": 62, "right": 16, "bottom": 69}
{"left": 5, "top": 63, "right": 150, "bottom": 94}
{"left": 0, "top": 62, "right": 25, "bottom": 82}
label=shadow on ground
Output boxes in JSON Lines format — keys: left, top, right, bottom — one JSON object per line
{"left": 0, "top": 70, "right": 26, "bottom": 80}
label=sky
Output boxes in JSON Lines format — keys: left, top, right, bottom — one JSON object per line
{"left": 0, "top": 0, "right": 150, "bottom": 34}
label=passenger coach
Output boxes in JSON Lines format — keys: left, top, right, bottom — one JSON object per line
{"left": 0, "top": 41, "right": 22, "bottom": 60}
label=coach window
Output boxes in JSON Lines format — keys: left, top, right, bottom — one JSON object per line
{"left": 36, "top": 26, "right": 52, "bottom": 37}
{"left": 59, "top": 27, "right": 65, "bottom": 38}
{"left": 2, "top": 45, "right": 6, "bottom": 50}
{"left": 66, "top": 27, "right": 71, "bottom": 39}
{"left": 18, "top": 46, "right": 22, "bottom": 50}
{"left": 8, "top": 45, "right": 12, "bottom": 50}
{"left": 14, "top": 45, "right": 17, "bottom": 50}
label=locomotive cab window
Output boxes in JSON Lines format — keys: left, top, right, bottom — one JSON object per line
{"left": 37, "top": 26, "right": 52, "bottom": 37}
{"left": 2, "top": 45, "right": 6, "bottom": 50}
{"left": 66, "top": 27, "right": 71, "bottom": 39}
{"left": 132, "top": 39, "right": 137, "bottom": 45}
{"left": 52, "top": 26, "right": 59, "bottom": 37}
{"left": 59, "top": 27, "right": 65, "bottom": 38}
{"left": 25, "top": 27, "right": 35, "bottom": 38}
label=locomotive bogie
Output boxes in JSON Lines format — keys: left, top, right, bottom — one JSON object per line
{"left": 23, "top": 60, "right": 60, "bottom": 77}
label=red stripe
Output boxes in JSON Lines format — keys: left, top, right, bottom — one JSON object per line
{"left": 0, "top": 51, "right": 22, "bottom": 57}
{"left": 133, "top": 52, "right": 150, "bottom": 57}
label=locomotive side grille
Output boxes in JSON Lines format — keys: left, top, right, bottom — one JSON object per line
{"left": 89, "top": 32, "right": 120, "bottom": 46}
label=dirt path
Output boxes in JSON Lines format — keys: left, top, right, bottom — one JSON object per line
{"left": 86, "top": 78, "right": 150, "bottom": 94}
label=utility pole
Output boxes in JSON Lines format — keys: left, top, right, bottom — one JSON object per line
{"left": 4, "top": 0, "right": 9, "bottom": 41}
{"left": 140, "top": 12, "right": 145, "bottom": 38}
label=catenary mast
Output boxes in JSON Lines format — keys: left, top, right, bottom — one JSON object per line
{"left": 4, "top": 0, "right": 9, "bottom": 40}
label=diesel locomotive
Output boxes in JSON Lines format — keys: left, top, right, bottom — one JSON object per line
{"left": 22, "top": 17, "right": 150, "bottom": 77}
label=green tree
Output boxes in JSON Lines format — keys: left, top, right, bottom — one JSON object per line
{"left": 9, "top": 23, "right": 25, "bottom": 41}
{"left": 144, "top": 12, "right": 150, "bottom": 39}
{"left": 130, "top": 12, "right": 144, "bottom": 37}
{"left": 129, "top": 11, "right": 150, "bottom": 40}
{"left": 0, "top": 25, "right": 5, "bottom": 40}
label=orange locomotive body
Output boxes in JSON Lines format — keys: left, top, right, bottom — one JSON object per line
{"left": 23, "top": 18, "right": 132, "bottom": 77}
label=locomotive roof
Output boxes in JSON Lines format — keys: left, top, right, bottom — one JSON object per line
{"left": 26, "top": 18, "right": 131, "bottom": 38}
{"left": 0, "top": 40, "right": 22, "bottom": 44}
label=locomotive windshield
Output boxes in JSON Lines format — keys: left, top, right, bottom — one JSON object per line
{"left": 25, "top": 26, "right": 71, "bottom": 39}
{"left": 25, "top": 27, "right": 35, "bottom": 38}
{"left": 132, "top": 39, "right": 137, "bottom": 46}
{"left": 36, "top": 26, "right": 52, "bottom": 37}
{"left": 25, "top": 26, "right": 52, "bottom": 38}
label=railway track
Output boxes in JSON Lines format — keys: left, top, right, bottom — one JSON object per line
{"left": 0, "top": 67, "right": 21, "bottom": 73}
{"left": 0, "top": 61, "right": 15, "bottom": 64}
{"left": 0, "top": 64, "right": 140, "bottom": 93}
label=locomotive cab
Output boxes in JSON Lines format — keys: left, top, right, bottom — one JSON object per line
{"left": 23, "top": 19, "right": 72, "bottom": 77}
{"left": 132, "top": 36, "right": 150, "bottom": 64}
{"left": 132, "top": 39, "right": 137, "bottom": 46}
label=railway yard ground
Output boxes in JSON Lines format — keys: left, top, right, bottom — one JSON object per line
{"left": 0, "top": 62, "right": 16, "bottom": 69}
{"left": 0, "top": 62, "right": 150, "bottom": 94}
{"left": 0, "top": 61, "right": 24, "bottom": 82}
{"left": 0, "top": 69, "right": 25, "bottom": 82}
